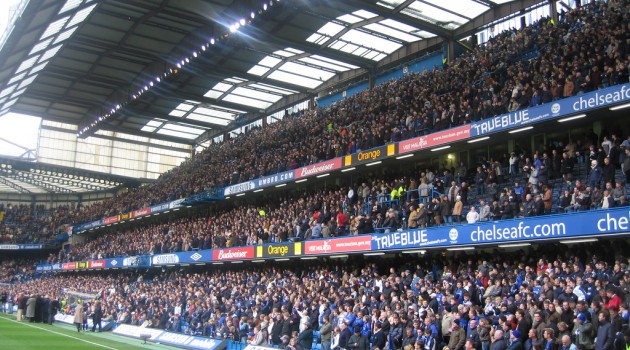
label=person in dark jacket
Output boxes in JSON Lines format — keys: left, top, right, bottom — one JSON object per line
{"left": 595, "top": 310, "right": 614, "bottom": 350}
{"left": 372, "top": 321, "right": 387, "bottom": 350}
{"left": 339, "top": 323, "right": 352, "bottom": 350}
{"left": 507, "top": 331, "right": 523, "bottom": 350}
{"left": 613, "top": 328, "right": 630, "bottom": 350}
{"left": 490, "top": 330, "right": 508, "bottom": 350}
{"left": 298, "top": 323, "right": 314, "bottom": 350}
{"left": 402, "top": 327, "right": 417, "bottom": 348}
{"left": 91, "top": 301, "right": 103, "bottom": 332}
{"left": 348, "top": 326, "right": 369, "bottom": 350}
{"left": 48, "top": 296, "right": 60, "bottom": 324}
{"left": 272, "top": 313, "right": 284, "bottom": 345}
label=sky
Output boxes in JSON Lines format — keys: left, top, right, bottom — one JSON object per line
{"left": 0, "top": 0, "right": 42, "bottom": 158}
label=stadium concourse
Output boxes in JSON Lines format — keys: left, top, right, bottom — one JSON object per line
{"left": 0, "top": 0, "right": 630, "bottom": 350}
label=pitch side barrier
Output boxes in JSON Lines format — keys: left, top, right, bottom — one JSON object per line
{"left": 37, "top": 208, "right": 630, "bottom": 272}
{"left": 113, "top": 324, "right": 226, "bottom": 350}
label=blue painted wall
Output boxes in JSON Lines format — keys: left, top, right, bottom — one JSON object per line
{"left": 317, "top": 53, "right": 444, "bottom": 108}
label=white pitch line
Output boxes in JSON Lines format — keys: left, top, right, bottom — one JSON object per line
{"left": 0, "top": 316, "right": 119, "bottom": 350}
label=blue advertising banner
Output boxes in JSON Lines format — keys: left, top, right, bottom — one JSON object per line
{"left": 223, "top": 170, "right": 296, "bottom": 196}
{"left": 470, "top": 83, "right": 630, "bottom": 137}
{"left": 150, "top": 199, "right": 185, "bottom": 214}
{"left": 74, "top": 219, "right": 103, "bottom": 233}
{"left": 372, "top": 208, "right": 630, "bottom": 250}
{"left": 0, "top": 244, "right": 44, "bottom": 250}
{"left": 151, "top": 250, "right": 213, "bottom": 265}
{"left": 37, "top": 209, "right": 630, "bottom": 272}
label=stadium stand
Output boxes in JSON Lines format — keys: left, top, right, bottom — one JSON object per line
{"left": 0, "top": 1, "right": 629, "bottom": 350}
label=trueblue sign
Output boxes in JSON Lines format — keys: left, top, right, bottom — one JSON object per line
{"left": 372, "top": 208, "right": 630, "bottom": 250}
{"left": 471, "top": 83, "right": 630, "bottom": 137}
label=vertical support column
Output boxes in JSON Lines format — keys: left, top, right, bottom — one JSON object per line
{"left": 549, "top": 0, "right": 558, "bottom": 26}
{"left": 368, "top": 70, "right": 376, "bottom": 90}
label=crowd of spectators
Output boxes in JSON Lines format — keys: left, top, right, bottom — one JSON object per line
{"left": 43, "top": 126, "right": 630, "bottom": 264}
{"left": 0, "top": 204, "right": 71, "bottom": 244}
{"left": 27, "top": 0, "right": 628, "bottom": 229}
{"left": 0, "top": 258, "right": 38, "bottom": 284}
{"left": 4, "top": 244, "right": 630, "bottom": 350}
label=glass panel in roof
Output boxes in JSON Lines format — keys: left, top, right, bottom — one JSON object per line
{"left": 169, "top": 110, "right": 186, "bottom": 117}
{"left": 29, "top": 61, "right": 49, "bottom": 75}
{"left": 278, "top": 62, "right": 336, "bottom": 80}
{"left": 16, "top": 55, "right": 40, "bottom": 74}
{"left": 353, "top": 10, "right": 378, "bottom": 19}
{"left": 162, "top": 123, "right": 204, "bottom": 135}
{"left": 66, "top": 4, "right": 96, "bottom": 28}
{"left": 39, "top": 45, "right": 62, "bottom": 63}
{"left": 247, "top": 65, "right": 270, "bottom": 76}
{"left": 187, "top": 114, "right": 232, "bottom": 125}
{"left": 156, "top": 129, "right": 198, "bottom": 139}
{"left": 268, "top": 71, "right": 322, "bottom": 89}
{"left": 222, "top": 94, "right": 272, "bottom": 109}
{"left": 193, "top": 107, "right": 238, "bottom": 119}
{"left": 40, "top": 16, "right": 70, "bottom": 40}
{"left": 212, "top": 82, "right": 232, "bottom": 92}
{"left": 343, "top": 29, "right": 402, "bottom": 52}
{"left": 29, "top": 37, "right": 54, "bottom": 55}
{"left": 176, "top": 103, "right": 194, "bottom": 111}
{"left": 317, "top": 22, "right": 345, "bottom": 37}
{"left": 59, "top": 0, "right": 82, "bottom": 14}
{"left": 204, "top": 90, "right": 224, "bottom": 99}
{"left": 423, "top": 0, "right": 489, "bottom": 18}
{"left": 376, "top": 0, "right": 405, "bottom": 8}
{"left": 225, "top": 77, "right": 246, "bottom": 83}
{"left": 0, "top": 86, "right": 16, "bottom": 98}
{"left": 8, "top": 72, "right": 26, "bottom": 85}
{"left": 18, "top": 76, "right": 35, "bottom": 89}
{"left": 259, "top": 56, "right": 282, "bottom": 68}
{"left": 337, "top": 14, "right": 362, "bottom": 24}
{"left": 364, "top": 22, "right": 424, "bottom": 42}
{"left": 403, "top": 1, "right": 468, "bottom": 28}
{"left": 231, "top": 87, "right": 282, "bottom": 102}
{"left": 274, "top": 49, "right": 297, "bottom": 57}
{"left": 310, "top": 55, "right": 359, "bottom": 69}
{"left": 285, "top": 48, "right": 304, "bottom": 54}
{"left": 248, "top": 83, "right": 297, "bottom": 95}
{"left": 306, "top": 33, "right": 328, "bottom": 45}
{"left": 11, "top": 87, "right": 26, "bottom": 98}
{"left": 141, "top": 126, "right": 156, "bottom": 132}
{"left": 146, "top": 120, "right": 164, "bottom": 127}
{"left": 53, "top": 27, "right": 77, "bottom": 45}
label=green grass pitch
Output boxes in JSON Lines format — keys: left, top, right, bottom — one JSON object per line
{"left": 0, "top": 315, "right": 175, "bottom": 349}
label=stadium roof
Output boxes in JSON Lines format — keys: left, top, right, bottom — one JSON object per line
{"left": 0, "top": 0, "right": 544, "bottom": 150}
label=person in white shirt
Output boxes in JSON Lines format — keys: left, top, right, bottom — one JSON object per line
{"left": 331, "top": 326, "right": 340, "bottom": 350}
{"left": 466, "top": 206, "right": 480, "bottom": 224}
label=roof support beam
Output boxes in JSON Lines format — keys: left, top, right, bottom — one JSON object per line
{"left": 454, "top": 0, "right": 547, "bottom": 39}
{"left": 0, "top": 176, "right": 31, "bottom": 194}
{"left": 118, "top": 109, "right": 228, "bottom": 131}
{"left": 88, "top": 133, "right": 192, "bottom": 154}
{"left": 341, "top": 0, "right": 453, "bottom": 39}
{"left": 245, "top": 26, "right": 375, "bottom": 69}
{"left": 158, "top": 91, "right": 260, "bottom": 114}
{"left": 8, "top": 175, "right": 77, "bottom": 193}
{"left": 99, "top": 123, "right": 196, "bottom": 145}
{"left": 185, "top": 61, "right": 310, "bottom": 94}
